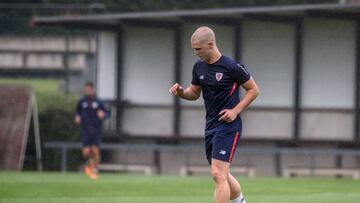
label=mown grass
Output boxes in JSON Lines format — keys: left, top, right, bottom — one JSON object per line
{"left": 0, "top": 172, "right": 359, "bottom": 203}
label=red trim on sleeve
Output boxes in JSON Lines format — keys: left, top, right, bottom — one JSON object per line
{"left": 229, "top": 82, "right": 238, "bottom": 96}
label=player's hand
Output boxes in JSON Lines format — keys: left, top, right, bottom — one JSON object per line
{"left": 75, "top": 115, "right": 81, "bottom": 124}
{"left": 169, "top": 83, "right": 184, "bottom": 96}
{"left": 97, "top": 110, "right": 106, "bottom": 120}
{"left": 218, "top": 109, "right": 238, "bottom": 123}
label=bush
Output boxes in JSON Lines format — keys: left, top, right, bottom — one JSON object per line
{"left": 38, "top": 92, "right": 83, "bottom": 171}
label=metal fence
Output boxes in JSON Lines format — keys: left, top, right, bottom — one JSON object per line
{"left": 44, "top": 141, "right": 360, "bottom": 177}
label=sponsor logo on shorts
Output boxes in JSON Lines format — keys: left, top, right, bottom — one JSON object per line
{"left": 219, "top": 150, "right": 226, "bottom": 155}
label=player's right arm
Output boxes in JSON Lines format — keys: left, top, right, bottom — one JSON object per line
{"left": 75, "top": 99, "right": 82, "bottom": 125}
{"left": 169, "top": 83, "right": 201, "bottom": 100}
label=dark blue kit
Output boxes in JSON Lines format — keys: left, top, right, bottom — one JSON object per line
{"left": 76, "top": 96, "right": 106, "bottom": 146}
{"left": 191, "top": 55, "right": 251, "bottom": 164}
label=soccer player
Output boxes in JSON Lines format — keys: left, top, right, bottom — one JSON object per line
{"left": 75, "top": 82, "right": 107, "bottom": 180}
{"left": 169, "top": 26, "right": 259, "bottom": 203}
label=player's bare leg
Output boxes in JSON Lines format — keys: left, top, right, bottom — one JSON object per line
{"left": 211, "top": 159, "right": 230, "bottom": 203}
{"left": 82, "top": 147, "right": 91, "bottom": 160}
{"left": 90, "top": 145, "right": 100, "bottom": 170}
{"left": 228, "top": 173, "right": 246, "bottom": 203}
{"left": 228, "top": 173, "right": 241, "bottom": 199}
{"left": 82, "top": 147, "right": 93, "bottom": 177}
{"left": 84, "top": 145, "right": 99, "bottom": 179}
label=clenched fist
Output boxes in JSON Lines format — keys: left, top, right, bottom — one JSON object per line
{"left": 97, "top": 110, "right": 106, "bottom": 120}
{"left": 218, "top": 109, "right": 238, "bottom": 123}
{"left": 169, "top": 83, "right": 184, "bottom": 96}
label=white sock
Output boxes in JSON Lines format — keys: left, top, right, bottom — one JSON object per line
{"left": 232, "top": 193, "right": 246, "bottom": 203}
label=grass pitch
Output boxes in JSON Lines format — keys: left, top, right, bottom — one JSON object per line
{"left": 0, "top": 172, "right": 359, "bottom": 203}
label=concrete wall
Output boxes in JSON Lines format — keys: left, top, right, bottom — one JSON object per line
{"left": 180, "top": 108, "right": 206, "bottom": 136}
{"left": 0, "top": 36, "right": 95, "bottom": 70}
{"left": 0, "top": 36, "right": 95, "bottom": 52}
{"left": 242, "top": 109, "right": 293, "bottom": 139}
{"left": 122, "top": 107, "right": 174, "bottom": 136}
{"left": 106, "top": 144, "right": 359, "bottom": 177}
{"left": 241, "top": 20, "right": 296, "bottom": 139}
{"left": 301, "top": 111, "right": 353, "bottom": 141}
{"left": 97, "top": 32, "right": 117, "bottom": 99}
{"left": 300, "top": 19, "right": 356, "bottom": 141}
{"left": 122, "top": 27, "right": 175, "bottom": 105}
{"left": 242, "top": 20, "right": 295, "bottom": 108}
{"left": 121, "top": 27, "right": 175, "bottom": 135}
{"left": 302, "top": 19, "right": 355, "bottom": 109}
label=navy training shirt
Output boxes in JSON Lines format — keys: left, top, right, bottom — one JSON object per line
{"left": 191, "top": 55, "right": 251, "bottom": 132}
{"left": 76, "top": 96, "right": 106, "bottom": 132}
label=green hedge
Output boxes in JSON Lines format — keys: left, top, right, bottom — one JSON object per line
{"left": 39, "top": 93, "right": 82, "bottom": 171}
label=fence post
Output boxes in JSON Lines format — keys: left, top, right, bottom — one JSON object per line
{"left": 274, "top": 148, "right": 282, "bottom": 177}
{"left": 309, "top": 151, "right": 315, "bottom": 177}
{"left": 61, "top": 146, "right": 68, "bottom": 172}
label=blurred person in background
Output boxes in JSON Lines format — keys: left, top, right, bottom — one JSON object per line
{"left": 170, "top": 26, "right": 259, "bottom": 203}
{"left": 75, "top": 82, "right": 107, "bottom": 180}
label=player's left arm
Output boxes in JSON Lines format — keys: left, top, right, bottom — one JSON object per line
{"left": 219, "top": 77, "right": 259, "bottom": 122}
{"left": 97, "top": 100, "right": 107, "bottom": 120}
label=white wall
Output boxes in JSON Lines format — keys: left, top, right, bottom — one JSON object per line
{"left": 180, "top": 108, "right": 206, "bottom": 136}
{"left": 121, "top": 27, "right": 175, "bottom": 136}
{"left": 122, "top": 107, "right": 174, "bottom": 136}
{"left": 242, "top": 110, "right": 293, "bottom": 139}
{"left": 97, "top": 32, "right": 117, "bottom": 99}
{"left": 299, "top": 19, "right": 356, "bottom": 141}
{"left": 242, "top": 20, "right": 295, "bottom": 107}
{"left": 241, "top": 20, "right": 295, "bottom": 139}
{"left": 122, "top": 27, "right": 175, "bottom": 105}
{"left": 301, "top": 111, "right": 353, "bottom": 141}
{"left": 0, "top": 36, "right": 96, "bottom": 52}
{"left": 0, "top": 36, "right": 93, "bottom": 70}
{"left": 302, "top": 19, "right": 356, "bottom": 108}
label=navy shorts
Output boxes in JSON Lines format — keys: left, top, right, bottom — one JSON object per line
{"left": 205, "top": 128, "right": 241, "bottom": 165}
{"left": 81, "top": 127, "right": 101, "bottom": 147}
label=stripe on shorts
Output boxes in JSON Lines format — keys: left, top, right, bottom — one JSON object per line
{"left": 229, "top": 131, "right": 239, "bottom": 162}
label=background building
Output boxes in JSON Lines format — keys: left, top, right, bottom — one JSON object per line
{"left": 28, "top": 3, "right": 360, "bottom": 176}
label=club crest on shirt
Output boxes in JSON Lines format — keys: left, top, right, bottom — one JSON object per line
{"left": 215, "top": 72, "right": 223, "bottom": 81}
{"left": 92, "top": 101, "right": 99, "bottom": 109}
